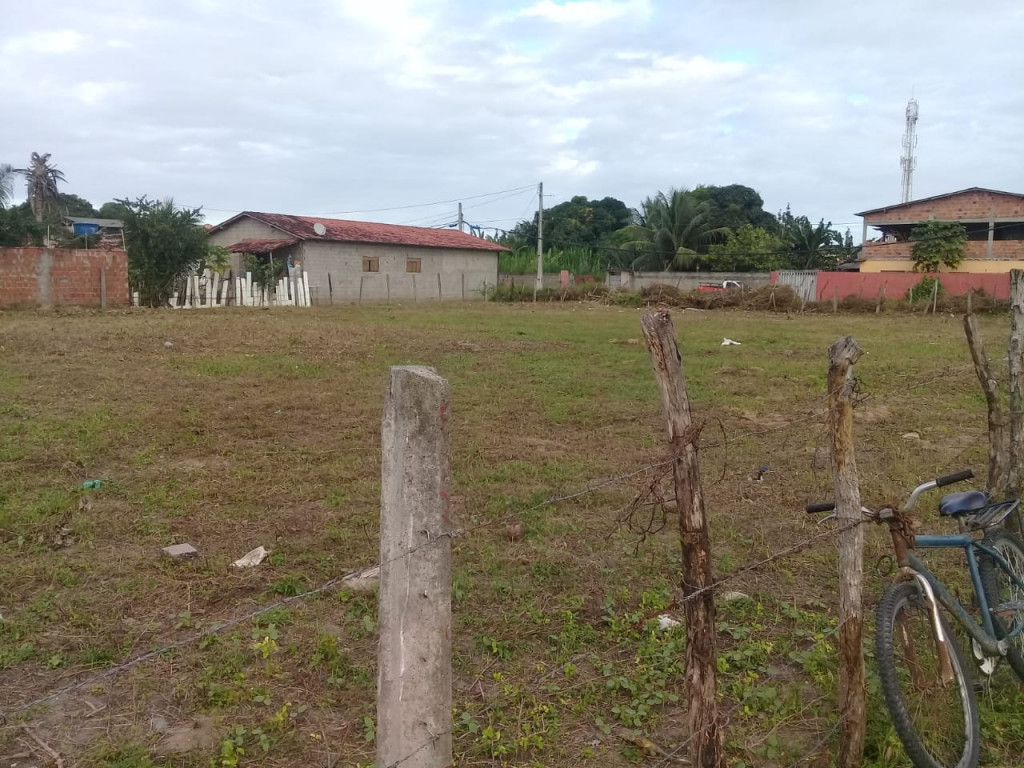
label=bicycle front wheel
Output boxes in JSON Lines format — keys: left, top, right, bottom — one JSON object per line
{"left": 979, "top": 527, "right": 1024, "bottom": 682}
{"left": 875, "top": 582, "right": 980, "bottom": 768}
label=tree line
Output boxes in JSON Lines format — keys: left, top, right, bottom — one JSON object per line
{"left": 1, "top": 153, "right": 970, "bottom": 302}
{"left": 496, "top": 184, "right": 858, "bottom": 274}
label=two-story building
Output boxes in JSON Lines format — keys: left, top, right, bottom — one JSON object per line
{"left": 856, "top": 187, "right": 1024, "bottom": 273}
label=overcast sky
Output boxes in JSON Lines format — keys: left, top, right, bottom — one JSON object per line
{"left": 2, "top": 0, "right": 1022, "bottom": 237}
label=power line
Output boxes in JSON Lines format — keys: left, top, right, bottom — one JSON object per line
{"left": 399, "top": 188, "right": 537, "bottom": 227}
{"left": 195, "top": 185, "right": 538, "bottom": 219}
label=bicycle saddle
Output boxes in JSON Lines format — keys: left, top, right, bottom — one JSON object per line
{"left": 938, "top": 490, "right": 988, "bottom": 517}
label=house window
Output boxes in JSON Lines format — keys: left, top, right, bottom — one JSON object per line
{"left": 406, "top": 258, "right": 422, "bottom": 274}
{"left": 363, "top": 257, "right": 379, "bottom": 273}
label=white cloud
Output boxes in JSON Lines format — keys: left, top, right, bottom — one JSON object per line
{"left": 605, "top": 54, "right": 747, "bottom": 90}
{"left": 547, "top": 151, "right": 599, "bottom": 176}
{"left": 2, "top": 29, "right": 85, "bottom": 55}
{"left": 238, "top": 141, "right": 295, "bottom": 160}
{"left": 75, "top": 81, "right": 130, "bottom": 106}
{"left": 1, "top": 0, "right": 1023, "bottom": 232}
{"left": 551, "top": 118, "right": 590, "bottom": 143}
{"left": 519, "top": 0, "right": 651, "bottom": 26}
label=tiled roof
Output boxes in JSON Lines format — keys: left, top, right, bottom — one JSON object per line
{"left": 211, "top": 212, "right": 508, "bottom": 252}
{"left": 856, "top": 187, "right": 1024, "bottom": 216}
{"left": 227, "top": 238, "right": 299, "bottom": 253}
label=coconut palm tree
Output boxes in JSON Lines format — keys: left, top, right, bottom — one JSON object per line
{"left": 786, "top": 216, "right": 841, "bottom": 269}
{"left": 0, "top": 163, "right": 14, "bottom": 209}
{"left": 619, "top": 189, "right": 731, "bottom": 270}
{"left": 17, "top": 153, "right": 67, "bottom": 221}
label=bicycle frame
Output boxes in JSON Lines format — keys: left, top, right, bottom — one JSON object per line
{"left": 904, "top": 534, "right": 1024, "bottom": 658}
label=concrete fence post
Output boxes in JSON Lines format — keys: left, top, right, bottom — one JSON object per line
{"left": 377, "top": 366, "right": 452, "bottom": 768}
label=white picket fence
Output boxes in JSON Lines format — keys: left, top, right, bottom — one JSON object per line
{"left": 131, "top": 270, "right": 313, "bottom": 308}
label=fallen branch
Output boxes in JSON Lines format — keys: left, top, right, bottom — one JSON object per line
{"left": 22, "top": 725, "right": 64, "bottom": 768}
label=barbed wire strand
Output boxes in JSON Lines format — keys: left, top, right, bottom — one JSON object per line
{"left": 0, "top": 363, "right": 964, "bottom": 733}
{"left": 0, "top": 456, "right": 684, "bottom": 721}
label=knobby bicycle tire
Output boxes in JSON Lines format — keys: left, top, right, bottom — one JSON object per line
{"left": 978, "top": 527, "right": 1024, "bottom": 682}
{"left": 875, "top": 582, "right": 980, "bottom": 768}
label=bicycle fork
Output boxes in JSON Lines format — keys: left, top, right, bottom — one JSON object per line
{"left": 913, "top": 574, "right": 956, "bottom": 683}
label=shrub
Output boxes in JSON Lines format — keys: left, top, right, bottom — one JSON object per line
{"left": 906, "top": 276, "right": 943, "bottom": 303}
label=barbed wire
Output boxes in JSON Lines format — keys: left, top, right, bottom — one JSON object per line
{"left": 0, "top": 456, "right": 681, "bottom": 722}
{"left": 0, "top": 352, "right": 974, "bottom": 762}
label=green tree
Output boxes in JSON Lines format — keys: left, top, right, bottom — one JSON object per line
{"left": 706, "top": 225, "right": 789, "bottom": 271}
{"left": 617, "top": 188, "right": 731, "bottom": 270}
{"left": 692, "top": 184, "right": 778, "bottom": 233}
{"left": 778, "top": 206, "right": 843, "bottom": 269}
{"left": 0, "top": 163, "right": 15, "bottom": 209}
{"left": 58, "top": 193, "right": 99, "bottom": 217}
{"left": 97, "top": 201, "right": 131, "bottom": 220}
{"left": 0, "top": 203, "right": 44, "bottom": 246}
{"left": 909, "top": 220, "right": 968, "bottom": 272}
{"left": 16, "top": 153, "right": 66, "bottom": 221}
{"left": 119, "top": 197, "right": 210, "bottom": 307}
{"left": 506, "top": 195, "right": 631, "bottom": 248}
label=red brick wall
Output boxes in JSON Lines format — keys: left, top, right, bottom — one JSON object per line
{"left": 0, "top": 247, "right": 130, "bottom": 308}
{"left": 814, "top": 271, "right": 1011, "bottom": 301}
{"left": 867, "top": 191, "right": 1024, "bottom": 223}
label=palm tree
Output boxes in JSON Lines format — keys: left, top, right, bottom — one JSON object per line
{"left": 17, "top": 153, "right": 67, "bottom": 221}
{"left": 786, "top": 217, "right": 840, "bottom": 269}
{"left": 619, "top": 189, "right": 731, "bottom": 270}
{"left": 0, "top": 163, "right": 14, "bottom": 209}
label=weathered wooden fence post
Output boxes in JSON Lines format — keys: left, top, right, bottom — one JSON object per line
{"left": 377, "top": 366, "right": 452, "bottom": 768}
{"left": 1007, "top": 270, "right": 1024, "bottom": 533}
{"left": 964, "top": 312, "right": 1009, "bottom": 497}
{"left": 827, "top": 336, "right": 866, "bottom": 768}
{"left": 641, "top": 311, "right": 724, "bottom": 768}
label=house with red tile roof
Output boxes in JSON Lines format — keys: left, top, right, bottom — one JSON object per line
{"left": 207, "top": 211, "right": 507, "bottom": 302}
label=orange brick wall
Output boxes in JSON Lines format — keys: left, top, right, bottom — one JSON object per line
{"left": 867, "top": 191, "right": 1024, "bottom": 223}
{"left": 0, "top": 247, "right": 130, "bottom": 308}
{"left": 862, "top": 240, "right": 1024, "bottom": 262}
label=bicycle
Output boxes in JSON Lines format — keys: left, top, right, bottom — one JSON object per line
{"left": 806, "top": 469, "right": 1024, "bottom": 768}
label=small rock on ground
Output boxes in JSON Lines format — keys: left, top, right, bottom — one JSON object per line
{"left": 162, "top": 543, "right": 199, "bottom": 560}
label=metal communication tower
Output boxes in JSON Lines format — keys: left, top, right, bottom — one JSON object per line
{"left": 900, "top": 98, "right": 919, "bottom": 203}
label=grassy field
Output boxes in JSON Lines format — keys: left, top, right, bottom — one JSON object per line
{"left": 1, "top": 302, "right": 1022, "bottom": 768}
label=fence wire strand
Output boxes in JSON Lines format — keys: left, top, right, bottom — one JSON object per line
{"left": 2, "top": 365, "right": 962, "bottom": 758}
{"left": 0, "top": 456, "right": 679, "bottom": 722}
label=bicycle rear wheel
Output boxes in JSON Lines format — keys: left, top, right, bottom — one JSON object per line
{"left": 978, "top": 527, "right": 1024, "bottom": 682}
{"left": 875, "top": 582, "right": 980, "bottom": 768}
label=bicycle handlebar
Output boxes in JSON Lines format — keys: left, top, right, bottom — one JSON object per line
{"left": 805, "top": 501, "right": 836, "bottom": 514}
{"left": 805, "top": 468, "right": 974, "bottom": 516}
{"left": 935, "top": 469, "right": 974, "bottom": 487}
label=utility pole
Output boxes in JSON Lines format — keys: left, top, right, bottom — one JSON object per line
{"left": 535, "top": 182, "right": 543, "bottom": 299}
{"left": 457, "top": 203, "right": 464, "bottom": 233}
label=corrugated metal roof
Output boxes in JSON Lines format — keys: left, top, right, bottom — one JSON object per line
{"left": 855, "top": 187, "right": 1024, "bottom": 217}
{"left": 210, "top": 211, "right": 508, "bottom": 252}
{"left": 227, "top": 238, "right": 299, "bottom": 253}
